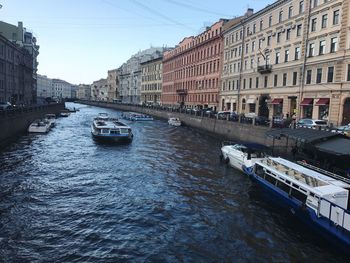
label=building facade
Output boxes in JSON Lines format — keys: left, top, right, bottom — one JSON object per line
{"left": 119, "top": 47, "right": 168, "bottom": 104}
{"left": 0, "top": 21, "right": 39, "bottom": 103}
{"left": 0, "top": 34, "right": 34, "bottom": 105}
{"left": 52, "top": 79, "right": 73, "bottom": 100}
{"left": 162, "top": 20, "right": 228, "bottom": 110}
{"left": 37, "top": 74, "right": 53, "bottom": 103}
{"left": 77, "top": 84, "right": 91, "bottom": 100}
{"left": 220, "top": 0, "right": 350, "bottom": 126}
{"left": 107, "top": 69, "right": 120, "bottom": 102}
{"left": 91, "top": 78, "right": 108, "bottom": 101}
{"left": 140, "top": 54, "right": 163, "bottom": 105}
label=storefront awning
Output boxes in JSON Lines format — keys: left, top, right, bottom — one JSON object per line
{"left": 315, "top": 98, "right": 330, "bottom": 106}
{"left": 270, "top": 98, "right": 283, "bottom": 105}
{"left": 300, "top": 98, "right": 313, "bottom": 106}
{"left": 246, "top": 98, "right": 256, "bottom": 104}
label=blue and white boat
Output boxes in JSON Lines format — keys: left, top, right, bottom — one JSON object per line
{"left": 91, "top": 113, "right": 133, "bottom": 142}
{"left": 244, "top": 157, "right": 350, "bottom": 250}
{"left": 122, "top": 112, "right": 153, "bottom": 121}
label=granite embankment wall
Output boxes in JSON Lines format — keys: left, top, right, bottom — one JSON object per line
{"left": 82, "top": 101, "right": 291, "bottom": 152}
{"left": 0, "top": 103, "right": 65, "bottom": 147}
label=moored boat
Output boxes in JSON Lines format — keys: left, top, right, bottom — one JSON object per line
{"left": 244, "top": 157, "right": 350, "bottom": 250}
{"left": 122, "top": 112, "right": 153, "bottom": 121}
{"left": 220, "top": 142, "right": 267, "bottom": 172}
{"left": 168, "top": 117, "right": 181, "bottom": 127}
{"left": 45, "top": 114, "right": 56, "bottom": 127}
{"left": 28, "top": 119, "right": 51, "bottom": 133}
{"left": 59, "top": 110, "right": 70, "bottom": 117}
{"left": 91, "top": 113, "right": 133, "bottom": 142}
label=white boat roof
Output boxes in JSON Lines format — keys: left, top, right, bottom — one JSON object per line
{"left": 93, "top": 118, "right": 130, "bottom": 129}
{"left": 257, "top": 157, "right": 349, "bottom": 196}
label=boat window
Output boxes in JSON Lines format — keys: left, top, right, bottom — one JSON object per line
{"left": 276, "top": 180, "right": 291, "bottom": 194}
{"left": 265, "top": 174, "right": 277, "bottom": 185}
{"left": 101, "top": 129, "right": 109, "bottom": 134}
{"left": 290, "top": 188, "right": 307, "bottom": 203}
{"left": 255, "top": 164, "right": 265, "bottom": 177}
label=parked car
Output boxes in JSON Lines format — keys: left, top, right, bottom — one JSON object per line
{"left": 333, "top": 125, "right": 350, "bottom": 137}
{"left": 254, "top": 116, "right": 270, "bottom": 125}
{"left": 217, "top": 111, "right": 234, "bottom": 120}
{"left": 296, "top": 118, "right": 328, "bottom": 128}
{"left": 0, "top": 102, "right": 12, "bottom": 110}
{"left": 272, "top": 116, "right": 289, "bottom": 128}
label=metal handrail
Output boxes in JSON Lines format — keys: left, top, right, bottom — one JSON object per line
{"left": 297, "top": 161, "right": 350, "bottom": 184}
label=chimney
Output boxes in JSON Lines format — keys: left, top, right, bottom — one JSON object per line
{"left": 245, "top": 8, "right": 254, "bottom": 17}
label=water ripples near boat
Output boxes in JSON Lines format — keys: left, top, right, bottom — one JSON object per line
{"left": 0, "top": 103, "right": 347, "bottom": 262}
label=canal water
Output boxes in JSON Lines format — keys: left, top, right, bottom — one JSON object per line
{"left": 0, "top": 103, "right": 347, "bottom": 262}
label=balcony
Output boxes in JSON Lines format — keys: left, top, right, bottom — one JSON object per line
{"left": 257, "top": 64, "right": 272, "bottom": 74}
{"left": 176, "top": 89, "right": 188, "bottom": 95}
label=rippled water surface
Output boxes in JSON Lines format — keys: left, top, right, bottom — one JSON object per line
{"left": 0, "top": 103, "right": 347, "bottom": 262}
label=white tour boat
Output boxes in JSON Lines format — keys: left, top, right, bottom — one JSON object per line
{"left": 28, "top": 119, "right": 51, "bottom": 133}
{"left": 168, "top": 117, "right": 181, "bottom": 127}
{"left": 244, "top": 157, "right": 350, "bottom": 250}
{"left": 91, "top": 113, "right": 133, "bottom": 142}
{"left": 220, "top": 142, "right": 267, "bottom": 172}
{"left": 45, "top": 114, "right": 56, "bottom": 127}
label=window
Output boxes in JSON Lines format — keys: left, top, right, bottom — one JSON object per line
{"left": 277, "top": 32, "right": 281, "bottom": 43}
{"left": 333, "top": 10, "right": 339, "bottom": 25}
{"left": 311, "top": 18, "right": 317, "bottom": 32}
{"left": 306, "top": 70, "right": 312, "bottom": 84}
{"left": 267, "top": 36, "right": 271, "bottom": 46}
{"left": 330, "top": 37, "right": 338, "bottom": 53}
{"left": 252, "top": 41, "right": 255, "bottom": 52}
{"left": 293, "top": 71, "right": 298, "bottom": 85}
{"left": 308, "top": 43, "right": 315, "bottom": 57}
{"left": 256, "top": 77, "right": 259, "bottom": 88}
{"left": 316, "top": 68, "right": 322, "bottom": 83}
{"left": 243, "top": 79, "right": 246, "bottom": 89}
{"left": 313, "top": 0, "right": 319, "bottom": 8}
{"left": 246, "top": 43, "right": 249, "bottom": 53}
{"left": 299, "top": 1, "right": 304, "bottom": 14}
{"left": 274, "top": 74, "right": 278, "bottom": 87}
{"left": 297, "top": 24, "right": 302, "bottom": 36}
{"left": 347, "top": 64, "right": 350, "bottom": 81}
{"left": 322, "top": 14, "right": 328, "bottom": 28}
{"left": 249, "top": 78, "right": 252, "bottom": 89}
{"left": 318, "top": 40, "right": 325, "bottom": 55}
{"left": 264, "top": 76, "right": 268, "bottom": 88}
{"left": 279, "top": 10, "right": 283, "bottom": 23}
{"left": 283, "top": 73, "right": 287, "bottom": 86}
{"left": 269, "top": 16, "right": 272, "bottom": 27}
{"left": 289, "top": 6, "right": 293, "bottom": 18}
{"left": 286, "top": 28, "right": 291, "bottom": 40}
{"left": 259, "top": 39, "right": 263, "bottom": 49}
{"left": 285, "top": 49, "right": 289, "bottom": 62}
{"left": 253, "top": 23, "right": 256, "bottom": 33}
{"left": 275, "top": 52, "right": 280, "bottom": 64}
{"left": 260, "top": 20, "right": 263, "bottom": 31}
{"left": 327, "top": 66, "right": 334, "bottom": 82}
{"left": 295, "top": 47, "right": 300, "bottom": 60}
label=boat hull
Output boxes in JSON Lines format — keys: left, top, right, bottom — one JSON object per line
{"left": 244, "top": 167, "right": 350, "bottom": 252}
{"left": 91, "top": 133, "right": 133, "bottom": 143}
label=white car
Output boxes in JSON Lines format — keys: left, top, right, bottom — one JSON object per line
{"left": 0, "top": 102, "right": 12, "bottom": 110}
{"left": 296, "top": 118, "right": 328, "bottom": 128}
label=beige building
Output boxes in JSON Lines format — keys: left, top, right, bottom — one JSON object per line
{"left": 91, "top": 78, "right": 108, "bottom": 101}
{"left": 107, "top": 69, "right": 120, "bottom": 102}
{"left": 220, "top": 0, "right": 350, "bottom": 126}
{"left": 77, "top": 84, "right": 91, "bottom": 100}
{"left": 140, "top": 55, "right": 163, "bottom": 105}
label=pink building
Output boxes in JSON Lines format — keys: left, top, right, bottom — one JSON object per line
{"left": 162, "top": 20, "right": 228, "bottom": 110}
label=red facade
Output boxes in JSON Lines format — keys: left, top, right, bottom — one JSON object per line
{"left": 162, "top": 20, "right": 226, "bottom": 110}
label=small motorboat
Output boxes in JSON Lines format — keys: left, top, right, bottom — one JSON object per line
{"left": 59, "top": 110, "right": 70, "bottom": 117}
{"left": 168, "top": 117, "right": 181, "bottom": 126}
{"left": 220, "top": 142, "right": 268, "bottom": 172}
{"left": 45, "top": 114, "right": 56, "bottom": 127}
{"left": 28, "top": 119, "right": 51, "bottom": 133}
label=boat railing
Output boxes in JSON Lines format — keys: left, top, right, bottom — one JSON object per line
{"left": 317, "top": 197, "right": 350, "bottom": 232}
{"left": 297, "top": 161, "right": 350, "bottom": 185}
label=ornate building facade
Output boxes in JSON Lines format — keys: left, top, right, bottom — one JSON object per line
{"left": 220, "top": 0, "right": 350, "bottom": 125}
{"left": 162, "top": 19, "right": 228, "bottom": 110}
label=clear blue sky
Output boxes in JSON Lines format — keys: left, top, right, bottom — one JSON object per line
{"left": 0, "top": 0, "right": 272, "bottom": 85}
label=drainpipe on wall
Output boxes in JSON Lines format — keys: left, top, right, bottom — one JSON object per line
{"left": 298, "top": 1, "right": 312, "bottom": 120}
{"left": 237, "top": 21, "right": 246, "bottom": 115}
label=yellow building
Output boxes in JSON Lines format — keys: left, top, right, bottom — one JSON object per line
{"left": 221, "top": 0, "right": 350, "bottom": 125}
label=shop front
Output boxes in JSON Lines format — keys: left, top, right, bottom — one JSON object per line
{"left": 315, "top": 98, "right": 329, "bottom": 120}
{"left": 300, "top": 98, "right": 313, "bottom": 118}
